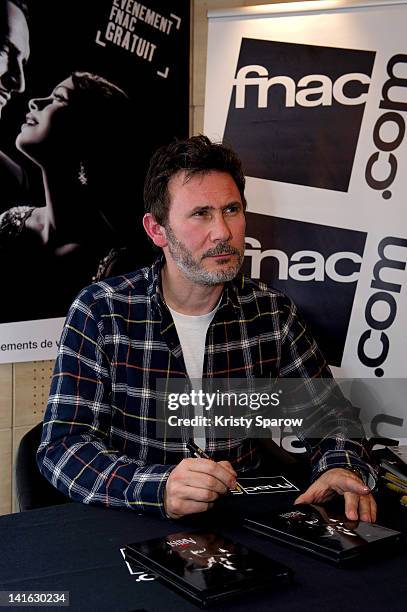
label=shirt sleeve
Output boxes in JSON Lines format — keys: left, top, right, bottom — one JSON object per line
{"left": 36, "top": 288, "right": 174, "bottom": 517}
{"left": 278, "top": 296, "right": 378, "bottom": 489}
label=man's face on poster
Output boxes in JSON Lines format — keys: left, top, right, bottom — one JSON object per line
{"left": 0, "top": 1, "right": 29, "bottom": 117}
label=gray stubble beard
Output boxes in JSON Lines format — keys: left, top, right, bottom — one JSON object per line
{"left": 165, "top": 224, "right": 244, "bottom": 286}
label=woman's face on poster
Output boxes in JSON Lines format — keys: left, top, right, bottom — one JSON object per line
{"left": 16, "top": 77, "right": 78, "bottom": 164}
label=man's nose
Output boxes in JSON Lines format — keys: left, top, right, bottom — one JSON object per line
{"left": 2, "top": 59, "right": 26, "bottom": 94}
{"left": 210, "top": 214, "right": 232, "bottom": 242}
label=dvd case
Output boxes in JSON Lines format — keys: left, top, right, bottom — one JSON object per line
{"left": 244, "top": 504, "right": 401, "bottom": 565}
{"left": 124, "top": 529, "right": 292, "bottom": 607}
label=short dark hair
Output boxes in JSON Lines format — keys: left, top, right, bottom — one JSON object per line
{"left": 143, "top": 135, "right": 246, "bottom": 226}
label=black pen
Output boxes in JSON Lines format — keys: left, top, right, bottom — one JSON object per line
{"left": 186, "top": 440, "right": 243, "bottom": 493}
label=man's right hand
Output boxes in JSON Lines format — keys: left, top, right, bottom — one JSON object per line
{"left": 164, "top": 458, "right": 237, "bottom": 518}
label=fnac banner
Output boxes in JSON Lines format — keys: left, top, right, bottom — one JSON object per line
{"left": 204, "top": 0, "right": 407, "bottom": 442}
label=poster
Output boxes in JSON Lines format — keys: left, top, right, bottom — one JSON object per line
{"left": 0, "top": 0, "right": 189, "bottom": 363}
{"left": 204, "top": 0, "right": 407, "bottom": 442}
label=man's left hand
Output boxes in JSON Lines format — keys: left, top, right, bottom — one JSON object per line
{"left": 294, "top": 467, "right": 377, "bottom": 522}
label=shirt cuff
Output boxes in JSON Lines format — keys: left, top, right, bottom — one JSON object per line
{"left": 157, "top": 466, "right": 176, "bottom": 519}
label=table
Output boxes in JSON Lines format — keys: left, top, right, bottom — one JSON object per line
{"left": 0, "top": 490, "right": 406, "bottom": 612}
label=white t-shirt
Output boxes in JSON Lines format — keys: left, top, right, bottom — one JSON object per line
{"left": 168, "top": 302, "right": 218, "bottom": 449}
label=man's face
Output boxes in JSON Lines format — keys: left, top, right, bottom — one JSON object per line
{"left": 0, "top": 1, "right": 29, "bottom": 117}
{"left": 163, "top": 170, "right": 246, "bottom": 286}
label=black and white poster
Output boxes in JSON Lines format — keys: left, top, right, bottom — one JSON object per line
{"left": 204, "top": 0, "right": 407, "bottom": 442}
{"left": 0, "top": 0, "right": 189, "bottom": 363}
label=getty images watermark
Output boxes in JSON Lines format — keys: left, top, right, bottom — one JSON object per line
{"left": 166, "top": 389, "right": 303, "bottom": 430}
{"left": 155, "top": 378, "right": 407, "bottom": 440}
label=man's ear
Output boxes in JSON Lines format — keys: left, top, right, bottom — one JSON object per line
{"left": 143, "top": 213, "right": 167, "bottom": 248}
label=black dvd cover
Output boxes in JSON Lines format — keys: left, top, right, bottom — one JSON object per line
{"left": 124, "top": 529, "right": 292, "bottom": 607}
{"left": 244, "top": 504, "right": 402, "bottom": 565}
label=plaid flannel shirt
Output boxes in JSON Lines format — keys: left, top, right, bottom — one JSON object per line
{"left": 37, "top": 257, "right": 377, "bottom": 516}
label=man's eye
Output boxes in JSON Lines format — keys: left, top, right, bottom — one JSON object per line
{"left": 225, "top": 205, "right": 240, "bottom": 214}
{"left": 193, "top": 210, "right": 209, "bottom": 217}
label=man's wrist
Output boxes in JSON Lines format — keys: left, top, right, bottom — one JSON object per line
{"left": 336, "top": 466, "right": 376, "bottom": 491}
{"left": 342, "top": 466, "right": 365, "bottom": 481}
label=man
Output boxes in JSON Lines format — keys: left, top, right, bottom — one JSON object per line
{"left": 37, "top": 135, "right": 377, "bottom": 521}
{"left": 0, "top": 0, "right": 30, "bottom": 208}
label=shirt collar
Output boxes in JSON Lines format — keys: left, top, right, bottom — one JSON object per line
{"left": 147, "top": 255, "right": 165, "bottom": 310}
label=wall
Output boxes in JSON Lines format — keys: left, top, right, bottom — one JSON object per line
{"left": 0, "top": 0, "right": 298, "bottom": 515}
{"left": 0, "top": 361, "right": 54, "bottom": 514}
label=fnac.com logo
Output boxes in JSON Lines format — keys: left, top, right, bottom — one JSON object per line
{"left": 365, "top": 54, "right": 407, "bottom": 200}
{"left": 223, "top": 38, "right": 376, "bottom": 191}
{"left": 243, "top": 213, "right": 367, "bottom": 367}
{"left": 358, "top": 235, "right": 407, "bottom": 377}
